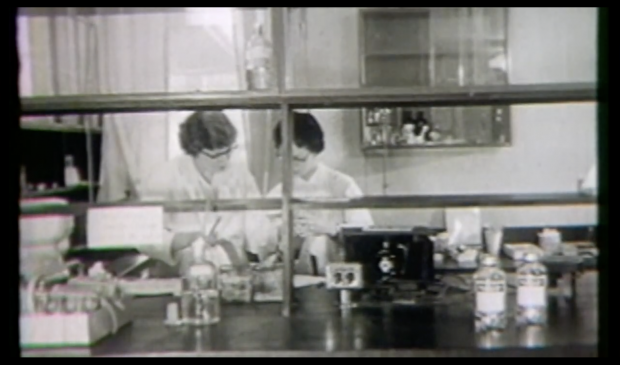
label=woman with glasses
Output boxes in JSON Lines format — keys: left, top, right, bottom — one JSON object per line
{"left": 137, "top": 111, "right": 277, "bottom": 276}
{"left": 266, "top": 112, "right": 374, "bottom": 275}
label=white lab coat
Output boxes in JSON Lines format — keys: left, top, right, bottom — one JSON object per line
{"left": 138, "top": 155, "right": 276, "bottom": 270}
{"left": 267, "top": 163, "right": 374, "bottom": 274}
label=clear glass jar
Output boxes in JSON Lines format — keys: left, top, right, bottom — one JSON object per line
{"left": 181, "top": 261, "right": 221, "bottom": 325}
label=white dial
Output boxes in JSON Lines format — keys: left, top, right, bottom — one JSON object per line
{"left": 379, "top": 257, "right": 393, "bottom": 273}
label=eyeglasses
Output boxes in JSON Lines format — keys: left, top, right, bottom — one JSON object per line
{"left": 199, "top": 145, "right": 237, "bottom": 159}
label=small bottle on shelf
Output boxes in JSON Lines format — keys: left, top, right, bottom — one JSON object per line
{"left": 245, "top": 22, "right": 272, "bottom": 91}
{"left": 64, "top": 155, "right": 81, "bottom": 187}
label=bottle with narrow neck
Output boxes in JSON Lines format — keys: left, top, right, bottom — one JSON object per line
{"left": 180, "top": 237, "right": 221, "bottom": 325}
{"left": 245, "top": 22, "right": 272, "bottom": 90}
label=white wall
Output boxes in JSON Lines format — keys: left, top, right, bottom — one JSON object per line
{"left": 290, "top": 7, "right": 598, "bottom": 227}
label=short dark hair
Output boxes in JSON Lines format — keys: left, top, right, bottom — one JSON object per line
{"left": 179, "top": 111, "right": 237, "bottom": 156}
{"left": 273, "top": 112, "right": 325, "bottom": 154}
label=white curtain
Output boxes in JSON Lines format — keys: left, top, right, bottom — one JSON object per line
{"left": 166, "top": 8, "right": 248, "bottom": 170}
{"left": 20, "top": 8, "right": 256, "bottom": 202}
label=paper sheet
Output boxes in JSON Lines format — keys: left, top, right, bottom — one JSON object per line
{"left": 87, "top": 206, "right": 164, "bottom": 249}
{"left": 293, "top": 275, "right": 326, "bottom": 288}
{"left": 445, "top": 207, "right": 482, "bottom": 246}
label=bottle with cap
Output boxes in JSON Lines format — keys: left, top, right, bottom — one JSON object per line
{"left": 473, "top": 255, "right": 507, "bottom": 332}
{"left": 516, "top": 252, "right": 548, "bottom": 326}
{"left": 180, "top": 237, "right": 221, "bottom": 325}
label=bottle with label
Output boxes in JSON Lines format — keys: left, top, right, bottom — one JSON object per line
{"left": 64, "top": 155, "right": 81, "bottom": 187}
{"left": 516, "top": 252, "right": 548, "bottom": 326}
{"left": 473, "top": 255, "right": 507, "bottom": 332}
{"left": 245, "top": 22, "right": 272, "bottom": 90}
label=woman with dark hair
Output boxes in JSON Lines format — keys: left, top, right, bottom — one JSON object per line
{"left": 138, "top": 111, "right": 277, "bottom": 276}
{"left": 266, "top": 112, "right": 374, "bottom": 275}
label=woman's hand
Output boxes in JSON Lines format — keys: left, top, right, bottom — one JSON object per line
{"left": 171, "top": 232, "right": 201, "bottom": 254}
{"left": 202, "top": 231, "right": 220, "bottom": 247}
{"left": 257, "top": 251, "right": 281, "bottom": 269}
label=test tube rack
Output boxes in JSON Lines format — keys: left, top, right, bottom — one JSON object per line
{"left": 20, "top": 281, "right": 133, "bottom": 348}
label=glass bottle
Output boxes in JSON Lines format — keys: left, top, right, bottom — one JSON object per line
{"left": 245, "top": 22, "right": 272, "bottom": 90}
{"left": 473, "top": 255, "right": 507, "bottom": 332}
{"left": 64, "top": 155, "right": 81, "bottom": 187}
{"left": 180, "top": 238, "right": 221, "bottom": 325}
{"left": 516, "top": 252, "right": 548, "bottom": 326}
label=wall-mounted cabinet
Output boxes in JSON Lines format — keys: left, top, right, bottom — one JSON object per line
{"left": 359, "top": 8, "right": 511, "bottom": 151}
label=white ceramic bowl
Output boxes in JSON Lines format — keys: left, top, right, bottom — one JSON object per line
{"left": 20, "top": 198, "right": 75, "bottom": 246}
{"left": 20, "top": 215, "right": 75, "bottom": 246}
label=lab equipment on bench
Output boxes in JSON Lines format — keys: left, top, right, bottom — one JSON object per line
{"left": 179, "top": 237, "right": 221, "bottom": 326}
{"left": 474, "top": 255, "right": 507, "bottom": 332}
{"left": 516, "top": 252, "right": 548, "bottom": 327}
{"left": 325, "top": 226, "right": 436, "bottom": 306}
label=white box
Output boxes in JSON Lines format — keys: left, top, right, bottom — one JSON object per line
{"left": 87, "top": 206, "right": 164, "bottom": 249}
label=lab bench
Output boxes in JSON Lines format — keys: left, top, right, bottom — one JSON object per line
{"left": 21, "top": 271, "right": 598, "bottom": 357}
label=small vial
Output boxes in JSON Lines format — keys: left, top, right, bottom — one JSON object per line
{"left": 166, "top": 302, "right": 180, "bottom": 324}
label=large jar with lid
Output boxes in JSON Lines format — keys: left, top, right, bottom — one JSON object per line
{"left": 180, "top": 238, "right": 221, "bottom": 325}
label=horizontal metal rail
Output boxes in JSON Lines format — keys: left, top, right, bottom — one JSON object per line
{"left": 20, "top": 83, "right": 597, "bottom": 116}
{"left": 20, "top": 193, "right": 596, "bottom": 216}
{"left": 20, "top": 91, "right": 282, "bottom": 116}
{"left": 284, "top": 82, "right": 597, "bottom": 109}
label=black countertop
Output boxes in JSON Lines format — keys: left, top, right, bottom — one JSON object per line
{"left": 21, "top": 271, "right": 598, "bottom": 357}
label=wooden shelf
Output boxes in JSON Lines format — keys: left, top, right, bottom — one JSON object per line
{"left": 22, "top": 183, "right": 95, "bottom": 199}
{"left": 20, "top": 83, "right": 597, "bottom": 116}
{"left": 283, "top": 83, "right": 596, "bottom": 109}
{"left": 362, "top": 141, "right": 511, "bottom": 150}
{"left": 21, "top": 91, "right": 282, "bottom": 116}
{"left": 20, "top": 120, "right": 102, "bottom": 134}
{"left": 365, "top": 52, "right": 465, "bottom": 58}
{"left": 19, "top": 193, "right": 596, "bottom": 216}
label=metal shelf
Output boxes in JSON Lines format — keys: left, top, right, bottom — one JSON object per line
{"left": 19, "top": 193, "right": 596, "bottom": 216}
{"left": 20, "top": 91, "right": 281, "bottom": 116}
{"left": 283, "top": 83, "right": 596, "bottom": 109}
{"left": 20, "top": 83, "right": 596, "bottom": 116}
